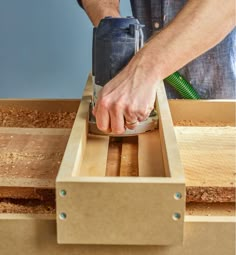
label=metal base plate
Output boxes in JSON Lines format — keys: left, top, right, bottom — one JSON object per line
{"left": 88, "top": 115, "right": 158, "bottom": 137}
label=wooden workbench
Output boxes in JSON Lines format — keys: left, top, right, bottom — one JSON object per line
{"left": 0, "top": 100, "right": 235, "bottom": 211}
{"left": 0, "top": 80, "right": 235, "bottom": 253}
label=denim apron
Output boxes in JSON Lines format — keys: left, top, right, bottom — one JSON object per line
{"left": 130, "top": 0, "right": 236, "bottom": 99}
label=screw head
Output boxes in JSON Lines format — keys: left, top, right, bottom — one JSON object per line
{"left": 59, "top": 212, "right": 67, "bottom": 220}
{"left": 174, "top": 192, "right": 182, "bottom": 200}
{"left": 60, "top": 189, "right": 67, "bottom": 197}
{"left": 172, "top": 212, "right": 181, "bottom": 221}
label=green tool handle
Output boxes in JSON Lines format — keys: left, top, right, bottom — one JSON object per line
{"left": 164, "top": 71, "right": 201, "bottom": 99}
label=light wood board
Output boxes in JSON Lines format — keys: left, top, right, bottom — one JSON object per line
{"left": 79, "top": 134, "right": 109, "bottom": 177}
{"left": 0, "top": 128, "right": 70, "bottom": 181}
{"left": 175, "top": 126, "right": 236, "bottom": 202}
{"left": 0, "top": 127, "right": 70, "bottom": 200}
{"left": 1, "top": 127, "right": 235, "bottom": 202}
{"left": 0, "top": 214, "right": 235, "bottom": 255}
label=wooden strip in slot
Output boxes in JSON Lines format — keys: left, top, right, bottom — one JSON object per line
{"left": 120, "top": 137, "right": 138, "bottom": 176}
{"left": 138, "top": 130, "right": 165, "bottom": 177}
{"left": 106, "top": 138, "right": 122, "bottom": 176}
{"left": 79, "top": 135, "right": 109, "bottom": 177}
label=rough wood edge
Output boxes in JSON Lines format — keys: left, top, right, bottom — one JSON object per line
{"left": 186, "top": 186, "right": 236, "bottom": 203}
{"left": 156, "top": 81, "right": 185, "bottom": 180}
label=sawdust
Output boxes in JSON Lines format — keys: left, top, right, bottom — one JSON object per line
{"left": 0, "top": 199, "right": 234, "bottom": 215}
{"left": 0, "top": 107, "right": 76, "bottom": 128}
{"left": 186, "top": 202, "right": 235, "bottom": 216}
{"left": 0, "top": 187, "right": 55, "bottom": 201}
{"left": 186, "top": 186, "right": 235, "bottom": 203}
{"left": 0, "top": 198, "right": 55, "bottom": 214}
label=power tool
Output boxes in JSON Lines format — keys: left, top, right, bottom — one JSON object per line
{"left": 89, "top": 17, "right": 200, "bottom": 136}
{"left": 89, "top": 16, "right": 158, "bottom": 136}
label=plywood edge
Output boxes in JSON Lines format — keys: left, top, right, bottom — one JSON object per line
{"left": 0, "top": 213, "right": 55, "bottom": 220}
{"left": 185, "top": 215, "right": 236, "bottom": 223}
{"left": 56, "top": 75, "right": 93, "bottom": 181}
{"left": 57, "top": 176, "right": 184, "bottom": 183}
{"left": 0, "top": 127, "right": 71, "bottom": 136}
{"left": 156, "top": 81, "right": 185, "bottom": 180}
{"left": 0, "top": 177, "right": 55, "bottom": 188}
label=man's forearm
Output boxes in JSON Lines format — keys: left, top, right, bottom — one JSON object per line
{"left": 137, "top": 0, "right": 235, "bottom": 81}
{"left": 81, "top": 0, "right": 120, "bottom": 26}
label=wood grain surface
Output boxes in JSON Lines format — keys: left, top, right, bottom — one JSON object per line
{"left": 175, "top": 126, "right": 235, "bottom": 202}
{"left": 0, "top": 126, "right": 235, "bottom": 203}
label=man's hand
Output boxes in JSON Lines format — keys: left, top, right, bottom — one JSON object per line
{"left": 93, "top": 51, "right": 159, "bottom": 134}
{"left": 82, "top": 0, "right": 235, "bottom": 134}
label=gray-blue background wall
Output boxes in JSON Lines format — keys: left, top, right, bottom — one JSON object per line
{"left": 0, "top": 0, "right": 131, "bottom": 98}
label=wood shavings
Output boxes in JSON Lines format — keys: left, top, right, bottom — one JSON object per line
{"left": 0, "top": 198, "right": 55, "bottom": 214}
{"left": 0, "top": 107, "right": 76, "bottom": 128}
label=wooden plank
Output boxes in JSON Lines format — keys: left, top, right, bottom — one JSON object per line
{"left": 156, "top": 81, "right": 185, "bottom": 180}
{"left": 57, "top": 180, "right": 184, "bottom": 245}
{"left": 0, "top": 216, "right": 235, "bottom": 255}
{"left": 79, "top": 135, "right": 109, "bottom": 177}
{"left": 169, "top": 100, "right": 236, "bottom": 124}
{"left": 175, "top": 126, "right": 236, "bottom": 202}
{"left": 106, "top": 138, "right": 122, "bottom": 176}
{"left": 120, "top": 137, "right": 138, "bottom": 176}
{"left": 138, "top": 130, "right": 165, "bottom": 177}
{"left": 56, "top": 75, "right": 92, "bottom": 181}
{"left": 1, "top": 126, "right": 234, "bottom": 202}
{"left": 0, "top": 128, "right": 70, "bottom": 199}
{"left": 0, "top": 128, "right": 70, "bottom": 181}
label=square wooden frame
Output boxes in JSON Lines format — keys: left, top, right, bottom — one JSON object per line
{"left": 56, "top": 75, "right": 185, "bottom": 245}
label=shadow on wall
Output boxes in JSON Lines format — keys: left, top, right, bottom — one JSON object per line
{"left": 0, "top": 0, "right": 131, "bottom": 98}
